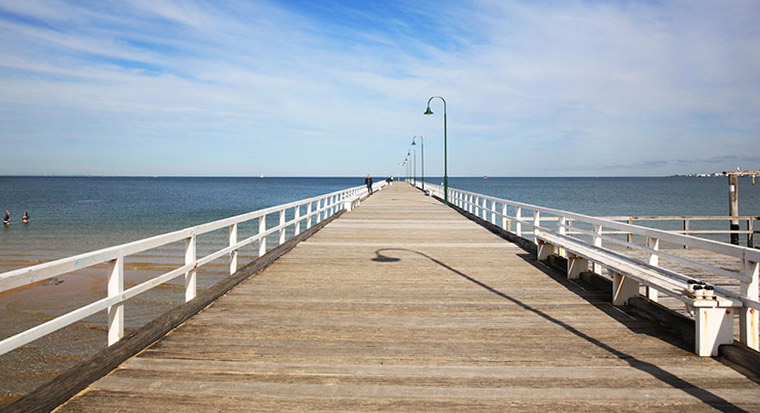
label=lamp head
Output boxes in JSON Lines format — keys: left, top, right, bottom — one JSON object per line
{"left": 411, "top": 138, "right": 416, "bottom": 145}
{"left": 424, "top": 106, "right": 433, "bottom": 115}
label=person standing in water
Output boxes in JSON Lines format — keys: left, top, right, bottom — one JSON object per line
{"left": 3, "top": 211, "right": 10, "bottom": 225}
{"left": 365, "top": 174, "right": 373, "bottom": 195}
{"left": 22, "top": 212, "right": 29, "bottom": 224}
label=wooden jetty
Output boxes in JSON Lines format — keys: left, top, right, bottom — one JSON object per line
{"left": 46, "top": 184, "right": 760, "bottom": 411}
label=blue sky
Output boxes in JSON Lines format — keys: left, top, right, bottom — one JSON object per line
{"left": 0, "top": 0, "right": 758, "bottom": 177}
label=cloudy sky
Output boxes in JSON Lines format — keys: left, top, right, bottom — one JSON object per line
{"left": 1, "top": 0, "right": 758, "bottom": 176}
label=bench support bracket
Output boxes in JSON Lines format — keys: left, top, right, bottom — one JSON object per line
{"left": 567, "top": 255, "right": 588, "bottom": 280}
{"left": 612, "top": 271, "right": 639, "bottom": 306}
{"left": 537, "top": 240, "right": 554, "bottom": 262}
{"left": 695, "top": 306, "right": 734, "bottom": 357}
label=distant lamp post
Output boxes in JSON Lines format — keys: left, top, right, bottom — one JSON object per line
{"left": 412, "top": 135, "right": 424, "bottom": 192}
{"left": 408, "top": 148, "right": 416, "bottom": 187}
{"left": 424, "top": 96, "right": 448, "bottom": 203}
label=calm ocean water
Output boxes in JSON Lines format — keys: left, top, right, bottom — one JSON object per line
{"left": 1, "top": 176, "right": 758, "bottom": 263}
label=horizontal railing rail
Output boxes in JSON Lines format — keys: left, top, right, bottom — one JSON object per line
{"left": 0, "top": 181, "right": 387, "bottom": 356}
{"left": 416, "top": 181, "right": 760, "bottom": 355}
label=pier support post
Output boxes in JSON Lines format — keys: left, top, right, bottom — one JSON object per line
{"left": 740, "top": 259, "right": 759, "bottom": 350}
{"left": 612, "top": 271, "right": 638, "bottom": 306}
{"left": 229, "top": 223, "right": 238, "bottom": 275}
{"left": 185, "top": 234, "right": 197, "bottom": 302}
{"left": 694, "top": 304, "right": 734, "bottom": 357}
{"left": 729, "top": 174, "right": 740, "bottom": 245}
{"left": 567, "top": 255, "right": 588, "bottom": 280}
{"left": 107, "top": 257, "right": 124, "bottom": 346}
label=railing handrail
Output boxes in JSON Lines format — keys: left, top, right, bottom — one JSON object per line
{"left": 0, "top": 180, "right": 387, "bottom": 356}
{"left": 444, "top": 186, "right": 760, "bottom": 263}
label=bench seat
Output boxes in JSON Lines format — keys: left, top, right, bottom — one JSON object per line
{"left": 535, "top": 230, "right": 741, "bottom": 356}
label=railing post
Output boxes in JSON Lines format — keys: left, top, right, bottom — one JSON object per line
{"left": 516, "top": 206, "right": 522, "bottom": 237}
{"left": 748, "top": 218, "right": 754, "bottom": 248}
{"left": 683, "top": 219, "right": 690, "bottom": 249}
{"left": 294, "top": 204, "right": 302, "bottom": 236}
{"left": 468, "top": 194, "right": 473, "bottom": 214}
{"left": 501, "top": 203, "right": 508, "bottom": 231}
{"left": 592, "top": 224, "right": 602, "bottom": 274}
{"left": 646, "top": 236, "right": 660, "bottom": 302}
{"left": 558, "top": 216, "right": 567, "bottom": 258}
{"left": 533, "top": 210, "right": 540, "bottom": 245}
{"left": 279, "top": 209, "right": 287, "bottom": 245}
{"left": 627, "top": 217, "right": 633, "bottom": 246}
{"left": 107, "top": 256, "right": 124, "bottom": 346}
{"left": 740, "top": 259, "right": 759, "bottom": 351}
{"left": 229, "top": 223, "right": 238, "bottom": 275}
{"left": 490, "top": 199, "right": 497, "bottom": 224}
{"left": 184, "top": 233, "right": 197, "bottom": 302}
{"left": 258, "top": 214, "right": 267, "bottom": 257}
{"left": 316, "top": 198, "right": 323, "bottom": 224}
{"left": 306, "top": 201, "right": 313, "bottom": 229}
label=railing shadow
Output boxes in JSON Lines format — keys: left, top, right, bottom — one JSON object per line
{"left": 372, "top": 248, "right": 747, "bottom": 413}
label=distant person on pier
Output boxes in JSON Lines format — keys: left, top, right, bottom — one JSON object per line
{"left": 22, "top": 211, "right": 29, "bottom": 224}
{"left": 365, "top": 174, "right": 373, "bottom": 195}
{"left": 3, "top": 211, "right": 10, "bottom": 226}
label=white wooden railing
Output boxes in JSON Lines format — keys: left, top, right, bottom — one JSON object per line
{"left": 417, "top": 181, "right": 760, "bottom": 354}
{"left": 0, "top": 181, "right": 386, "bottom": 356}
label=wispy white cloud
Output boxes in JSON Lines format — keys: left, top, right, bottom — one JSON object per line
{"left": 0, "top": 0, "right": 758, "bottom": 176}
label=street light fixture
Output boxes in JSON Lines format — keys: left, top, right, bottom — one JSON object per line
{"left": 424, "top": 96, "right": 448, "bottom": 203}
{"left": 411, "top": 135, "right": 424, "bottom": 192}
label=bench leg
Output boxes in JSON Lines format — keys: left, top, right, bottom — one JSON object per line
{"left": 537, "top": 240, "right": 554, "bottom": 261}
{"left": 695, "top": 307, "right": 734, "bottom": 357}
{"left": 646, "top": 286, "right": 659, "bottom": 302}
{"left": 567, "top": 256, "right": 588, "bottom": 280}
{"left": 538, "top": 240, "right": 554, "bottom": 261}
{"left": 612, "top": 271, "right": 639, "bottom": 306}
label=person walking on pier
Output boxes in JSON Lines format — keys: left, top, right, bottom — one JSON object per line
{"left": 365, "top": 174, "right": 373, "bottom": 195}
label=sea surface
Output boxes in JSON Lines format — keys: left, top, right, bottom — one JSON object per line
{"left": 0, "top": 175, "right": 758, "bottom": 405}
{"left": 1, "top": 176, "right": 758, "bottom": 265}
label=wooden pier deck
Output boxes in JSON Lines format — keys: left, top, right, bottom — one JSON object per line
{"left": 56, "top": 184, "right": 760, "bottom": 411}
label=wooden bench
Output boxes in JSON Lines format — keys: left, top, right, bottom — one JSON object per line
{"left": 536, "top": 230, "right": 743, "bottom": 357}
